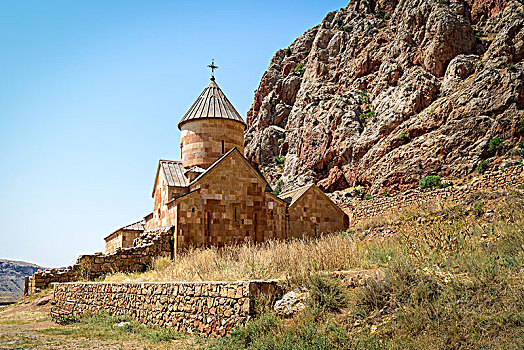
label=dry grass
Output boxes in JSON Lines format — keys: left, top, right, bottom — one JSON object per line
{"left": 104, "top": 234, "right": 361, "bottom": 286}
{"left": 213, "top": 192, "right": 524, "bottom": 349}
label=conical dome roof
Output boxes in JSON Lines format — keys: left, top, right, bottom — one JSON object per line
{"left": 178, "top": 79, "right": 246, "bottom": 129}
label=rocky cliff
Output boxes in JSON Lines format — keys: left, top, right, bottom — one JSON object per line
{"left": 245, "top": 0, "right": 524, "bottom": 194}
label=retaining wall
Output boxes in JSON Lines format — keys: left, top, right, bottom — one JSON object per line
{"left": 334, "top": 165, "right": 524, "bottom": 224}
{"left": 29, "top": 229, "right": 172, "bottom": 294}
{"left": 53, "top": 280, "right": 282, "bottom": 337}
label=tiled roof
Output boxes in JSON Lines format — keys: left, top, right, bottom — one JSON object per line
{"left": 279, "top": 184, "right": 315, "bottom": 206}
{"left": 121, "top": 219, "right": 146, "bottom": 231}
{"left": 104, "top": 219, "right": 146, "bottom": 240}
{"left": 178, "top": 79, "right": 246, "bottom": 129}
{"left": 160, "top": 160, "right": 190, "bottom": 187}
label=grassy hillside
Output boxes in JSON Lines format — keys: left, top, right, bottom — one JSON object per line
{"left": 105, "top": 189, "right": 524, "bottom": 349}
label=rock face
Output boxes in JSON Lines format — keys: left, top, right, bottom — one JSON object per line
{"left": 246, "top": 0, "right": 524, "bottom": 194}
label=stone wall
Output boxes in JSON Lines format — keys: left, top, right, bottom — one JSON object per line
{"left": 170, "top": 150, "right": 290, "bottom": 250}
{"left": 334, "top": 165, "right": 524, "bottom": 225}
{"left": 288, "top": 185, "right": 348, "bottom": 239}
{"left": 53, "top": 280, "right": 282, "bottom": 337}
{"left": 105, "top": 229, "right": 143, "bottom": 254}
{"left": 180, "top": 118, "right": 245, "bottom": 169}
{"left": 29, "top": 229, "right": 172, "bottom": 294}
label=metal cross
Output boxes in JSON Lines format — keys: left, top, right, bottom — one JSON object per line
{"left": 207, "top": 59, "right": 218, "bottom": 80}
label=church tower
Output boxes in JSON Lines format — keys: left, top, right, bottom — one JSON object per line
{"left": 178, "top": 61, "right": 246, "bottom": 169}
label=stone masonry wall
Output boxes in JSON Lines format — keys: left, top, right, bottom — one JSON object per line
{"left": 29, "top": 229, "right": 172, "bottom": 294}
{"left": 333, "top": 165, "right": 524, "bottom": 225}
{"left": 53, "top": 280, "right": 282, "bottom": 337}
{"left": 288, "top": 186, "right": 347, "bottom": 239}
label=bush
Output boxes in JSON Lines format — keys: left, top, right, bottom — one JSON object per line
{"left": 291, "top": 64, "right": 305, "bottom": 75}
{"left": 488, "top": 137, "right": 504, "bottom": 152}
{"left": 272, "top": 155, "right": 285, "bottom": 165}
{"left": 518, "top": 120, "right": 524, "bottom": 133}
{"left": 285, "top": 47, "right": 291, "bottom": 57}
{"left": 364, "top": 194, "right": 372, "bottom": 200}
{"left": 419, "top": 175, "right": 442, "bottom": 189}
{"left": 308, "top": 274, "right": 348, "bottom": 313}
{"left": 398, "top": 131, "right": 409, "bottom": 140}
{"left": 273, "top": 179, "right": 284, "bottom": 196}
{"left": 475, "top": 159, "right": 489, "bottom": 173}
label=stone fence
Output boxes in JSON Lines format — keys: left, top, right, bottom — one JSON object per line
{"left": 29, "top": 228, "right": 172, "bottom": 294}
{"left": 53, "top": 280, "right": 282, "bottom": 337}
{"left": 333, "top": 165, "right": 524, "bottom": 225}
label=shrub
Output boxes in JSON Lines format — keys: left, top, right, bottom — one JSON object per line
{"left": 518, "top": 120, "right": 524, "bottom": 133}
{"left": 419, "top": 175, "right": 442, "bottom": 189}
{"left": 359, "top": 111, "right": 375, "bottom": 127}
{"left": 273, "top": 155, "right": 285, "bottom": 165}
{"left": 273, "top": 179, "right": 284, "bottom": 196}
{"left": 285, "top": 47, "right": 291, "bottom": 57}
{"left": 359, "top": 90, "right": 370, "bottom": 104}
{"left": 308, "top": 274, "right": 348, "bottom": 313}
{"left": 291, "top": 64, "right": 305, "bottom": 75}
{"left": 475, "top": 159, "right": 489, "bottom": 173}
{"left": 364, "top": 194, "right": 372, "bottom": 200}
{"left": 398, "top": 131, "right": 409, "bottom": 140}
{"left": 472, "top": 201, "right": 484, "bottom": 217}
{"left": 488, "top": 137, "right": 504, "bottom": 152}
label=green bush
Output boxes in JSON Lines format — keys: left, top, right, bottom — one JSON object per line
{"left": 273, "top": 179, "right": 284, "bottom": 196}
{"left": 398, "top": 131, "right": 409, "bottom": 140}
{"left": 419, "top": 175, "right": 442, "bottom": 189}
{"left": 518, "top": 120, "right": 524, "bottom": 133}
{"left": 273, "top": 155, "right": 285, "bottom": 165}
{"left": 488, "top": 137, "right": 504, "bottom": 152}
{"left": 285, "top": 47, "right": 291, "bottom": 57}
{"left": 364, "top": 194, "right": 372, "bottom": 200}
{"left": 291, "top": 64, "right": 305, "bottom": 75}
{"left": 476, "top": 159, "right": 489, "bottom": 173}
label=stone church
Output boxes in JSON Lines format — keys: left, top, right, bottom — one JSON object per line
{"left": 104, "top": 74, "right": 348, "bottom": 256}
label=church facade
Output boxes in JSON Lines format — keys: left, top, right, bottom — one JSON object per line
{"left": 104, "top": 77, "right": 348, "bottom": 255}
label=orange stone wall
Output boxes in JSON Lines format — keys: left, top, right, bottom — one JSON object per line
{"left": 168, "top": 152, "right": 288, "bottom": 252}
{"left": 180, "top": 119, "right": 245, "bottom": 169}
{"left": 104, "top": 232, "right": 122, "bottom": 254}
{"left": 288, "top": 187, "right": 348, "bottom": 239}
{"left": 147, "top": 170, "right": 187, "bottom": 230}
{"left": 104, "top": 230, "right": 143, "bottom": 254}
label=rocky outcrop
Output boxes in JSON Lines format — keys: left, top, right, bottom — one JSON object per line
{"left": 246, "top": 0, "right": 524, "bottom": 194}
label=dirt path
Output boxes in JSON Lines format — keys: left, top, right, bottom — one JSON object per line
{"left": 0, "top": 294, "right": 202, "bottom": 350}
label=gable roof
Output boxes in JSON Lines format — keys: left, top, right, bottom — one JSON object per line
{"left": 190, "top": 147, "right": 270, "bottom": 187}
{"left": 151, "top": 160, "right": 190, "bottom": 196}
{"left": 279, "top": 183, "right": 347, "bottom": 216}
{"left": 178, "top": 79, "right": 246, "bottom": 129}
{"left": 279, "top": 184, "right": 315, "bottom": 206}
{"left": 104, "top": 219, "right": 146, "bottom": 241}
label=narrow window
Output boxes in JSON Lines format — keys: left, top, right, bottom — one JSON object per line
{"left": 192, "top": 207, "right": 195, "bottom": 213}
{"left": 234, "top": 207, "right": 238, "bottom": 223}
{"left": 221, "top": 140, "right": 225, "bottom": 154}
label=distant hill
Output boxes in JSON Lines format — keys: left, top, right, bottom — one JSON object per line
{"left": 0, "top": 259, "right": 45, "bottom": 304}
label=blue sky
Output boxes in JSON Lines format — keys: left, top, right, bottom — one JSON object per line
{"left": 0, "top": 0, "right": 346, "bottom": 267}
